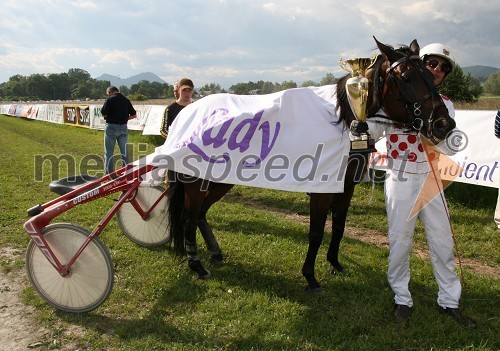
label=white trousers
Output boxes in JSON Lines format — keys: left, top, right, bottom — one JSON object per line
{"left": 385, "top": 171, "right": 462, "bottom": 308}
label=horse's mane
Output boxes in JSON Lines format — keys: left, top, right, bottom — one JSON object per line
{"left": 335, "top": 44, "right": 414, "bottom": 129}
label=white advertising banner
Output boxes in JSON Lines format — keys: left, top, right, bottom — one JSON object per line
{"left": 369, "top": 110, "right": 499, "bottom": 188}
{"left": 141, "top": 105, "right": 167, "bottom": 135}
{"left": 0, "top": 104, "right": 10, "bottom": 114}
{"left": 127, "top": 105, "right": 151, "bottom": 131}
{"left": 89, "top": 104, "right": 106, "bottom": 130}
{"left": 27, "top": 105, "right": 40, "bottom": 119}
{"left": 46, "top": 104, "right": 64, "bottom": 124}
{"left": 0, "top": 100, "right": 498, "bottom": 189}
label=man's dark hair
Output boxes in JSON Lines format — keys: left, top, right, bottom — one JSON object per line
{"left": 107, "top": 86, "right": 119, "bottom": 94}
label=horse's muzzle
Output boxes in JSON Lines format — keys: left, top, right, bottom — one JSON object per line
{"left": 432, "top": 116, "right": 456, "bottom": 141}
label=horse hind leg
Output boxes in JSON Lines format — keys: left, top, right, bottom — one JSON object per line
{"left": 198, "top": 183, "right": 233, "bottom": 267}
{"left": 327, "top": 220, "right": 345, "bottom": 275}
{"left": 302, "top": 193, "right": 332, "bottom": 293}
{"left": 183, "top": 180, "right": 212, "bottom": 280}
{"left": 327, "top": 188, "right": 355, "bottom": 275}
{"left": 302, "top": 228, "right": 324, "bottom": 293}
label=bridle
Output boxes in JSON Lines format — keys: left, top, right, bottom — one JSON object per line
{"left": 382, "top": 54, "right": 440, "bottom": 136}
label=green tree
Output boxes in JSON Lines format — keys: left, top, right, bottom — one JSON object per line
{"left": 301, "top": 80, "right": 317, "bottom": 87}
{"left": 467, "top": 76, "right": 484, "bottom": 99}
{"left": 230, "top": 81, "right": 256, "bottom": 95}
{"left": 151, "top": 81, "right": 164, "bottom": 98}
{"left": 320, "top": 73, "right": 338, "bottom": 85}
{"left": 199, "top": 83, "right": 224, "bottom": 94}
{"left": 260, "top": 81, "right": 275, "bottom": 94}
{"left": 130, "top": 80, "right": 170, "bottom": 99}
{"left": 2, "top": 75, "right": 28, "bottom": 99}
{"left": 48, "top": 73, "right": 71, "bottom": 100}
{"left": 166, "top": 85, "right": 175, "bottom": 98}
{"left": 26, "top": 74, "right": 51, "bottom": 100}
{"left": 280, "top": 80, "right": 297, "bottom": 90}
{"left": 74, "top": 82, "right": 92, "bottom": 99}
{"left": 67, "top": 68, "right": 91, "bottom": 85}
{"left": 483, "top": 71, "right": 500, "bottom": 95}
{"left": 89, "top": 79, "right": 111, "bottom": 99}
{"left": 438, "top": 65, "right": 482, "bottom": 103}
{"left": 119, "top": 85, "right": 130, "bottom": 96}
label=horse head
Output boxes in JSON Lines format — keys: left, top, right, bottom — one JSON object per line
{"left": 371, "top": 36, "right": 455, "bottom": 144}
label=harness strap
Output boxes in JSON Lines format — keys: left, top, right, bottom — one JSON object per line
{"left": 386, "top": 54, "right": 421, "bottom": 73}
{"left": 369, "top": 114, "right": 409, "bottom": 129}
{"left": 386, "top": 55, "right": 436, "bottom": 133}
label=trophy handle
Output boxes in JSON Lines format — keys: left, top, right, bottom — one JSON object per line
{"left": 339, "top": 58, "right": 351, "bottom": 74}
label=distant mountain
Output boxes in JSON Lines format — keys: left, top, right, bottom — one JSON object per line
{"left": 95, "top": 72, "right": 166, "bottom": 88}
{"left": 462, "top": 65, "right": 499, "bottom": 81}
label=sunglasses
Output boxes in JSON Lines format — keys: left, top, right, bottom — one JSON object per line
{"left": 425, "top": 59, "right": 452, "bottom": 74}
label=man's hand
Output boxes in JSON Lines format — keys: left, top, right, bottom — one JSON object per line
{"left": 350, "top": 120, "right": 368, "bottom": 136}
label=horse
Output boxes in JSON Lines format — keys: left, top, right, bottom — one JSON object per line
{"left": 165, "top": 37, "right": 454, "bottom": 291}
{"left": 301, "top": 37, "right": 456, "bottom": 291}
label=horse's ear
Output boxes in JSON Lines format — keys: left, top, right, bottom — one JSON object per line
{"left": 373, "top": 36, "right": 400, "bottom": 64}
{"left": 409, "top": 39, "right": 420, "bottom": 55}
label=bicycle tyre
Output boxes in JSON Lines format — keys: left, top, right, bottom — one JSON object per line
{"left": 116, "top": 186, "right": 171, "bottom": 246}
{"left": 25, "top": 223, "right": 114, "bottom": 313}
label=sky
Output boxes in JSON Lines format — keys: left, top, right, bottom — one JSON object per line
{"left": 0, "top": 0, "right": 499, "bottom": 89}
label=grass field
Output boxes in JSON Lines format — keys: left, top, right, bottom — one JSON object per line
{"left": 454, "top": 95, "right": 499, "bottom": 110}
{"left": 0, "top": 114, "right": 498, "bottom": 350}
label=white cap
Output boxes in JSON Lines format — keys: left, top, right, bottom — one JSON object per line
{"left": 420, "top": 43, "right": 455, "bottom": 71}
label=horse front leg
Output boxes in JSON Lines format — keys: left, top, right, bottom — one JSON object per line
{"left": 185, "top": 217, "right": 211, "bottom": 279}
{"left": 302, "top": 193, "right": 333, "bottom": 293}
{"left": 197, "top": 215, "right": 225, "bottom": 267}
{"left": 327, "top": 186, "right": 355, "bottom": 274}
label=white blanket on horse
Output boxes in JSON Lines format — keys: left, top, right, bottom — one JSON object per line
{"left": 144, "top": 85, "right": 351, "bottom": 193}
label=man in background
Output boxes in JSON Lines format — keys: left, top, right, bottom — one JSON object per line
{"left": 101, "top": 86, "right": 137, "bottom": 174}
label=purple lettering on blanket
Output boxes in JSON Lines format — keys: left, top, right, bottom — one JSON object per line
{"left": 183, "top": 108, "right": 281, "bottom": 166}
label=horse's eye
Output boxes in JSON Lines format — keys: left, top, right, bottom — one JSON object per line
{"left": 401, "top": 71, "right": 411, "bottom": 82}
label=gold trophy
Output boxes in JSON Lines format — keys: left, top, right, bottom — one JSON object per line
{"left": 339, "top": 57, "right": 377, "bottom": 153}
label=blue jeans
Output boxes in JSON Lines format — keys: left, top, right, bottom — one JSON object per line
{"left": 104, "top": 123, "right": 129, "bottom": 174}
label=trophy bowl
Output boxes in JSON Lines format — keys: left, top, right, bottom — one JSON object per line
{"left": 339, "top": 57, "right": 377, "bottom": 153}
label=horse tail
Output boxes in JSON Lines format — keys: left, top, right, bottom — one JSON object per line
{"left": 167, "top": 172, "right": 186, "bottom": 255}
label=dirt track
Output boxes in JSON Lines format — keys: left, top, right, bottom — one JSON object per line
{"left": 0, "top": 248, "right": 48, "bottom": 350}
{"left": 0, "top": 248, "right": 82, "bottom": 350}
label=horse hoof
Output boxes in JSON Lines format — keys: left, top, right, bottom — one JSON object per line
{"left": 209, "top": 253, "right": 224, "bottom": 267}
{"left": 330, "top": 263, "right": 345, "bottom": 275}
{"left": 188, "top": 260, "right": 211, "bottom": 279}
{"left": 198, "top": 270, "right": 212, "bottom": 280}
{"left": 305, "top": 286, "right": 322, "bottom": 295}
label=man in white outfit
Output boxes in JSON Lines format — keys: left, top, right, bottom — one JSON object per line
{"left": 352, "top": 43, "right": 476, "bottom": 328}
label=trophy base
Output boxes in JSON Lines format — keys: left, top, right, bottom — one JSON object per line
{"left": 350, "top": 138, "right": 377, "bottom": 154}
